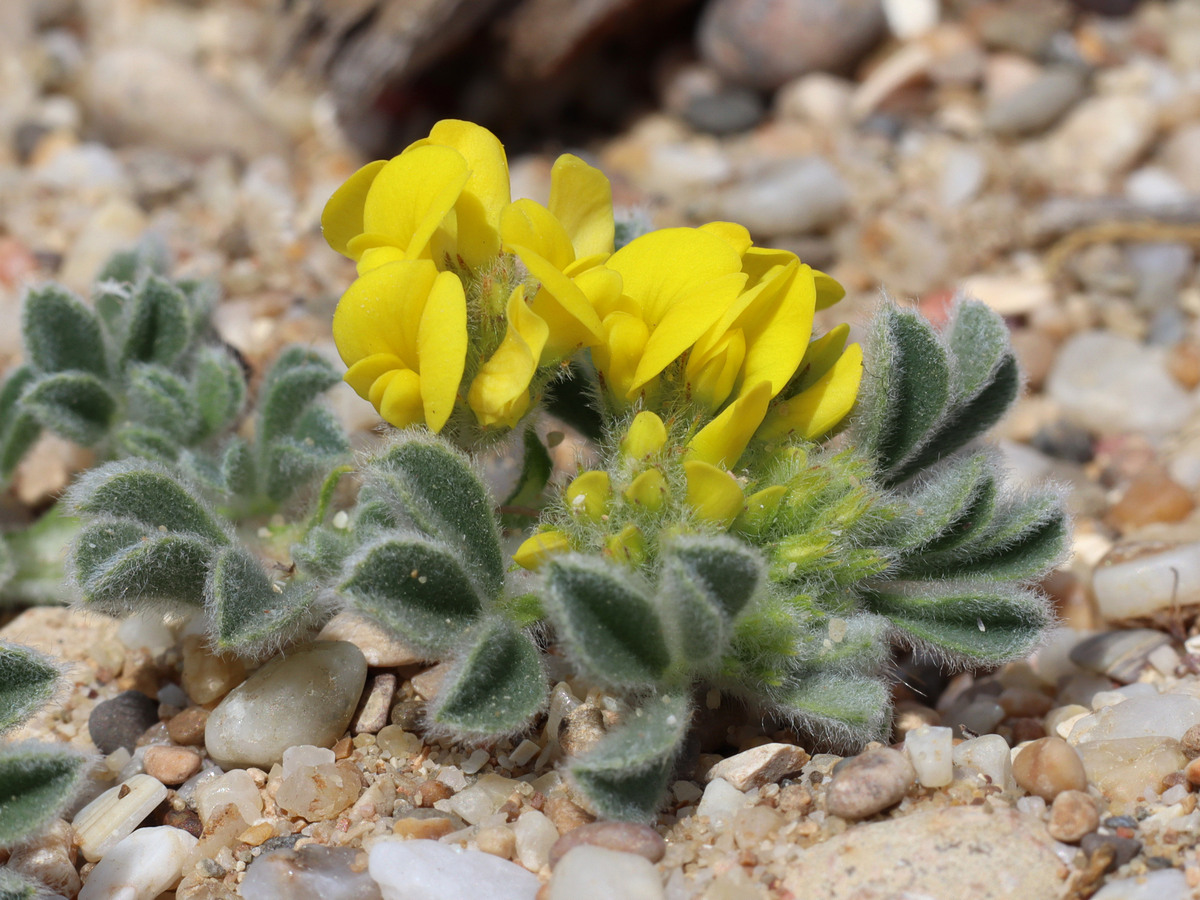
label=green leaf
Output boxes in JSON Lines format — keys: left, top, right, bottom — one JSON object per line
{"left": 191, "top": 346, "right": 246, "bottom": 440}
{"left": 111, "top": 424, "right": 181, "bottom": 464}
{"left": 71, "top": 518, "right": 150, "bottom": 587}
{"left": 206, "top": 546, "right": 320, "bottom": 654}
{"left": 119, "top": 275, "right": 192, "bottom": 369}
{"left": 75, "top": 532, "right": 215, "bottom": 613}
{"left": 544, "top": 555, "right": 670, "bottom": 688}
{"left": 292, "top": 525, "right": 355, "bottom": 581}
{"left": 0, "top": 744, "right": 89, "bottom": 847}
{"left": 0, "top": 866, "right": 48, "bottom": 900}
{"left": 0, "top": 366, "right": 42, "bottom": 480}
{"left": 69, "top": 463, "right": 229, "bottom": 544}
{"left": 95, "top": 236, "right": 169, "bottom": 285}
{"left": 263, "top": 407, "right": 350, "bottom": 504}
{"left": 943, "top": 502, "right": 1068, "bottom": 582}
{"left": 257, "top": 347, "right": 340, "bottom": 448}
{"left": 891, "top": 453, "right": 998, "bottom": 560}
{"left": 19, "top": 371, "right": 116, "bottom": 446}
{"left": 126, "top": 364, "right": 196, "bottom": 443}
{"left": 341, "top": 534, "right": 485, "bottom": 656}
{"left": 219, "top": 438, "right": 256, "bottom": 497}
{"left": 947, "top": 300, "right": 1010, "bottom": 401}
{"left": 0, "top": 644, "right": 60, "bottom": 734}
{"left": 21, "top": 285, "right": 108, "bottom": 377}
{"left": 569, "top": 693, "right": 691, "bottom": 821}
{"left": 796, "top": 613, "right": 891, "bottom": 674}
{"left": 864, "top": 580, "right": 1053, "bottom": 666}
{"left": 501, "top": 426, "right": 554, "bottom": 527}
{"left": 431, "top": 617, "right": 545, "bottom": 738}
{"left": 768, "top": 672, "right": 891, "bottom": 748}
{"left": 367, "top": 437, "right": 505, "bottom": 600}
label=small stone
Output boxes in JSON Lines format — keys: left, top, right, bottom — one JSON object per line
{"left": 180, "top": 635, "right": 246, "bottom": 706}
{"left": 558, "top": 705, "right": 606, "bottom": 757}
{"left": 1092, "top": 544, "right": 1200, "bottom": 621}
{"left": 1046, "top": 790, "right": 1099, "bottom": 843}
{"left": 375, "top": 725, "right": 423, "bottom": 759}
{"left": 984, "top": 66, "right": 1086, "bottom": 136}
{"left": 1081, "top": 831, "right": 1142, "bottom": 871}
{"left": 444, "top": 774, "right": 519, "bottom": 824}
{"left": 513, "top": 809, "right": 559, "bottom": 871}
{"left": 1039, "top": 94, "right": 1158, "bottom": 196}
{"left": 353, "top": 674, "right": 397, "bottom": 735}
{"left": 1181, "top": 724, "right": 1200, "bottom": 758}
{"left": 825, "top": 748, "right": 915, "bottom": 820}
{"left": 195, "top": 769, "right": 263, "bottom": 826}
{"left": 543, "top": 796, "right": 594, "bottom": 834}
{"left": 242, "top": 845, "right": 381, "bottom": 900}
{"left": 732, "top": 805, "right": 784, "bottom": 848}
{"left": 549, "top": 821, "right": 665, "bottom": 868}
{"left": 393, "top": 816, "right": 456, "bottom": 840}
{"left": 142, "top": 745, "right": 202, "bottom": 786}
{"left": 77, "top": 825, "right": 196, "bottom": 900}
{"left": 57, "top": 199, "right": 147, "bottom": 292}
{"left": 953, "top": 735, "right": 1014, "bottom": 790}
{"left": 1105, "top": 470, "right": 1194, "bottom": 532}
{"left": 204, "top": 641, "right": 367, "bottom": 769}
{"left": 683, "top": 87, "right": 765, "bottom": 135}
{"left": 1012, "top": 737, "right": 1087, "bottom": 801}
{"left": 1068, "top": 692, "right": 1200, "bottom": 745}
{"left": 276, "top": 761, "right": 361, "bottom": 820}
{"left": 960, "top": 274, "right": 1053, "bottom": 317}
{"left": 696, "top": 777, "right": 752, "bottom": 827}
{"left": 549, "top": 845, "right": 664, "bottom": 900}
{"left": 700, "top": 158, "right": 848, "bottom": 237}
{"left": 1069, "top": 628, "right": 1172, "bottom": 683}
{"left": 166, "top": 707, "right": 211, "bottom": 746}
{"left": 704, "top": 742, "right": 809, "bottom": 791}
{"left": 88, "top": 690, "right": 160, "bottom": 754}
{"left": 476, "top": 825, "right": 517, "bottom": 859}
{"left": 317, "top": 611, "right": 425, "bottom": 667}
{"left": 1076, "top": 738, "right": 1186, "bottom": 809}
{"left": 998, "top": 687, "right": 1054, "bottom": 719}
{"left": 6, "top": 819, "right": 79, "bottom": 898}
{"left": 905, "top": 725, "right": 953, "bottom": 788}
{"left": 368, "top": 839, "right": 540, "bottom": 900}
{"left": 1091, "top": 869, "right": 1188, "bottom": 900}
{"left": 162, "top": 808, "right": 202, "bottom": 838}
{"left": 71, "top": 774, "right": 170, "bottom": 863}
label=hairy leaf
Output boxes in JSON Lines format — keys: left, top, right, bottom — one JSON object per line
{"left": 21, "top": 285, "right": 108, "bottom": 377}
{"left": 70, "top": 464, "right": 229, "bottom": 544}
{"left": 20, "top": 372, "right": 116, "bottom": 446}
{"left": 191, "top": 346, "right": 246, "bottom": 441}
{"left": 257, "top": 347, "right": 340, "bottom": 448}
{"left": 206, "top": 546, "right": 320, "bottom": 654}
{"left": 0, "top": 366, "right": 41, "bottom": 480}
{"left": 767, "top": 671, "right": 891, "bottom": 748}
{"left": 76, "top": 532, "right": 215, "bottom": 613}
{"left": 0, "top": 644, "right": 60, "bottom": 734}
{"left": 120, "top": 275, "right": 192, "bottom": 369}
{"left": 0, "top": 744, "right": 89, "bottom": 847}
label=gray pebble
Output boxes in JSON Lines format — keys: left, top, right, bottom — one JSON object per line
{"left": 87, "top": 690, "right": 160, "bottom": 754}
{"left": 1081, "top": 832, "right": 1142, "bottom": 871}
{"left": 824, "top": 748, "right": 915, "bottom": 820}
{"left": 684, "top": 88, "right": 765, "bottom": 135}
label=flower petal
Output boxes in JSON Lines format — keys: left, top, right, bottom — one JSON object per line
{"left": 468, "top": 285, "right": 549, "bottom": 429}
{"left": 573, "top": 265, "right": 624, "bottom": 320}
{"left": 699, "top": 221, "right": 753, "bottom": 256}
{"left": 683, "top": 460, "right": 744, "bottom": 528}
{"left": 566, "top": 469, "right": 611, "bottom": 521}
{"left": 813, "top": 268, "right": 846, "bottom": 310}
{"left": 362, "top": 145, "right": 469, "bottom": 261}
{"left": 424, "top": 119, "right": 511, "bottom": 268}
{"left": 332, "top": 259, "right": 441, "bottom": 370}
{"left": 322, "top": 160, "right": 387, "bottom": 257}
{"left": 736, "top": 262, "right": 816, "bottom": 397}
{"left": 344, "top": 352, "right": 405, "bottom": 400}
{"left": 756, "top": 342, "right": 863, "bottom": 442}
{"left": 501, "top": 199, "right": 575, "bottom": 271}
{"left": 514, "top": 530, "right": 571, "bottom": 570}
{"left": 377, "top": 368, "right": 424, "bottom": 429}
{"left": 619, "top": 411, "right": 668, "bottom": 460}
{"left": 686, "top": 379, "right": 772, "bottom": 468}
{"left": 417, "top": 270, "right": 469, "bottom": 432}
{"left": 791, "top": 324, "right": 850, "bottom": 393}
{"left": 549, "top": 154, "right": 614, "bottom": 259}
{"left": 593, "top": 311, "right": 649, "bottom": 403}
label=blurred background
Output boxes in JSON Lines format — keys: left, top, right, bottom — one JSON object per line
{"left": 3, "top": 0, "right": 1200, "bottom": 637}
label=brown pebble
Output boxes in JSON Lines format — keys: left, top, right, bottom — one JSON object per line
{"left": 142, "top": 745, "right": 202, "bottom": 786}
{"left": 393, "top": 816, "right": 455, "bottom": 840}
{"left": 476, "top": 824, "right": 516, "bottom": 859}
{"left": 165, "top": 707, "right": 210, "bottom": 746}
{"left": 548, "top": 821, "right": 665, "bottom": 867}
{"left": 776, "top": 784, "right": 813, "bottom": 814}
{"left": 1182, "top": 724, "right": 1200, "bottom": 759}
{"left": 1010, "top": 717, "right": 1048, "bottom": 744}
{"left": 1012, "top": 737, "right": 1088, "bottom": 801}
{"left": 1080, "top": 832, "right": 1141, "bottom": 871}
{"left": 1184, "top": 757, "right": 1200, "bottom": 787}
{"left": 824, "top": 748, "right": 915, "bottom": 820}
{"left": 892, "top": 703, "right": 940, "bottom": 741}
{"left": 1167, "top": 339, "right": 1200, "bottom": 390}
{"left": 1046, "top": 790, "right": 1099, "bottom": 843}
{"left": 162, "top": 808, "right": 202, "bottom": 838}
{"left": 543, "top": 795, "right": 594, "bottom": 834}
{"left": 998, "top": 687, "right": 1054, "bottom": 719}
{"left": 415, "top": 780, "right": 453, "bottom": 807}
{"left": 558, "top": 705, "right": 606, "bottom": 757}
{"left": 1104, "top": 469, "right": 1195, "bottom": 532}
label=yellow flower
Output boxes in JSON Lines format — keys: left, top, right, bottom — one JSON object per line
{"left": 467, "top": 285, "right": 549, "bottom": 428}
{"left": 756, "top": 326, "right": 863, "bottom": 442}
{"left": 333, "top": 259, "right": 467, "bottom": 431}
{"left": 322, "top": 119, "right": 510, "bottom": 273}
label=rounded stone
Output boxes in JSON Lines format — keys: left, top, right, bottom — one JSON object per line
{"left": 1046, "top": 790, "right": 1099, "bottom": 843}
{"left": 548, "top": 821, "right": 666, "bottom": 867}
{"left": 698, "top": 0, "right": 886, "bottom": 90}
{"left": 142, "top": 745, "right": 203, "bottom": 786}
{"left": 88, "top": 690, "right": 160, "bottom": 754}
{"left": 825, "top": 748, "right": 915, "bottom": 820}
{"left": 204, "top": 642, "right": 368, "bottom": 770}
{"left": 1012, "top": 737, "right": 1088, "bottom": 801}
{"left": 166, "top": 706, "right": 210, "bottom": 746}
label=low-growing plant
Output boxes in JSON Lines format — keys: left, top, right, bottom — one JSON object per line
{"left": 6, "top": 120, "right": 1066, "bottom": 821}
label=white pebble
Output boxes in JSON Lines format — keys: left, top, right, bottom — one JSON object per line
{"left": 195, "top": 768, "right": 263, "bottom": 825}
{"left": 1068, "top": 693, "right": 1200, "bottom": 745}
{"left": 445, "top": 774, "right": 517, "bottom": 825}
{"left": 905, "top": 725, "right": 953, "bottom": 788}
{"left": 952, "top": 734, "right": 1014, "bottom": 791}
{"left": 462, "top": 749, "right": 491, "bottom": 775}
{"left": 283, "top": 745, "right": 335, "bottom": 777}
{"left": 72, "top": 774, "right": 168, "bottom": 863}
{"left": 512, "top": 809, "right": 559, "bottom": 871}
{"left": 696, "top": 777, "right": 751, "bottom": 827}
{"left": 78, "top": 825, "right": 196, "bottom": 900}
{"left": 1092, "top": 543, "right": 1200, "bottom": 620}
{"left": 1092, "top": 867, "right": 1189, "bottom": 900}
{"left": 368, "top": 839, "right": 539, "bottom": 900}
{"left": 550, "top": 845, "right": 664, "bottom": 900}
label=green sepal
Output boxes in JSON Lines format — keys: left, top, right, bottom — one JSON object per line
{"left": 206, "top": 546, "right": 321, "bottom": 654}
{"left": 256, "top": 347, "right": 341, "bottom": 449}
{"left": 68, "top": 463, "right": 230, "bottom": 545}
{"left": 430, "top": 617, "right": 546, "bottom": 738}
{"left": 569, "top": 693, "right": 692, "bottom": 822}
{"left": 544, "top": 555, "right": 670, "bottom": 688}
{"left": 766, "top": 671, "right": 891, "bottom": 748}
{"left": 119, "top": 275, "right": 192, "bottom": 369}
{"left": 110, "top": 424, "right": 181, "bottom": 464}
{"left": 191, "top": 346, "right": 246, "bottom": 440}
{"left": 0, "top": 644, "right": 61, "bottom": 734}
{"left": 501, "top": 425, "right": 554, "bottom": 526}
{"left": 864, "top": 580, "right": 1053, "bottom": 666}
{"left": 340, "top": 534, "right": 485, "bottom": 656}
{"left": 366, "top": 436, "right": 505, "bottom": 600}
{"left": 20, "top": 371, "right": 116, "bottom": 446}
{"left": 73, "top": 531, "right": 215, "bottom": 613}
{"left": 0, "top": 743, "right": 90, "bottom": 848}
{"left": 0, "top": 366, "right": 42, "bottom": 480}
{"left": 21, "top": 285, "right": 108, "bottom": 378}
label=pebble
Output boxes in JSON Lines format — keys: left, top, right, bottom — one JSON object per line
{"left": 1091, "top": 868, "right": 1189, "bottom": 900}
{"left": 782, "top": 806, "right": 1068, "bottom": 899}
{"left": 87, "top": 690, "right": 160, "bottom": 754}
{"left": 1046, "top": 790, "right": 1099, "bottom": 842}
{"left": 77, "top": 826, "right": 196, "bottom": 900}
{"left": 1011, "top": 737, "right": 1088, "bottom": 800}
{"left": 1105, "top": 470, "right": 1194, "bottom": 531}
{"left": 204, "top": 641, "right": 367, "bottom": 769}
{"left": 353, "top": 673, "right": 397, "bottom": 734}
{"left": 5, "top": 818, "right": 80, "bottom": 898}
{"left": 1092, "top": 543, "right": 1200, "bottom": 621}
{"left": 114, "top": 613, "right": 175, "bottom": 656}
{"left": 1046, "top": 331, "right": 1194, "bottom": 439}
{"left": 444, "top": 774, "right": 521, "bottom": 825}
{"left": 316, "top": 611, "right": 425, "bottom": 667}
{"left": 984, "top": 66, "right": 1086, "bottom": 136}
{"left": 732, "top": 804, "right": 785, "bottom": 848}
{"left": 57, "top": 198, "right": 147, "bottom": 292}
{"left": 276, "top": 760, "right": 361, "bottom": 819}
{"left": 1081, "top": 831, "right": 1143, "bottom": 871}
{"left": 1181, "top": 724, "right": 1200, "bottom": 758}
{"left": 242, "top": 845, "right": 382, "bottom": 900}
{"left": 683, "top": 88, "right": 765, "bottom": 135}
{"left": 166, "top": 707, "right": 210, "bottom": 746}
{"left": 548, "top": 821, "right": 665, "bottom": 867}
{"left": 195, "top": 768, "right": 263, "bottom": 826}
{"left": 72, "top": 774, "right": 168, "bottom": 863}
{"left": 952, "top": 734, "right": 1013, "bottom": 790}
{"left": 512, "top": 809, "right": 560, "bottom": 871}
{"left": 824, "top": 748, "right": 915, "bottom": 820}
{"left": 368, "top": 839, "right": 540, "bottom": 900}
{"left": 704, "top": 742, "right": 809, "bottom": 791}
{"left": 141, "top": 745, "right": 202, "bottom": 786}
{"left": 1068, "top": 692, "right": 1200, "bottom": 744}
{"left": 695, "top": 777, "right": 753, "bottom": 826}
{"left": 180, "top": 635, "right": 247, "bottom": 706}
{"left": 1076, "top": 738, "right": 1186, "bottom": 809}
{"left": 1069, "top": 628, "right": 1172, "bottom": 683}
{"left": 1039, "top": 94, "right": 1159, "bottom": 196}
{"left": 700, "top": 158, "right": 848, "bottom": 236}
{"left": 549, "top": 845, "right": 664, "bottom": 900}
{"left": 697, "top": 0, "right": 886, "bottom": 89}
{"left": 904, "top": 725, "right": 953, "bottom": 788}
{"left": 958, "top": 273, "right": 1053, "bottom": 317}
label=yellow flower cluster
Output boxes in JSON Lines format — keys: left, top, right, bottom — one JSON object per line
{"left": 323, "top": 119, "right": 863, "bottom": 557}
